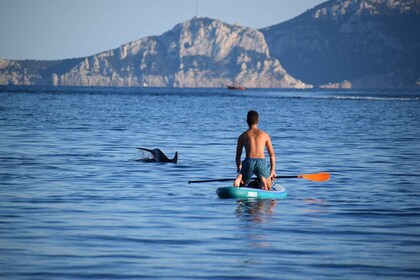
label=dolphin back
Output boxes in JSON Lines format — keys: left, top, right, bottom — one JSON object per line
{"left": 137, "top": 147, "right": 178, "bottom": 163}
{"left": 155, "top": 149, "right": 178, "bottom": 163}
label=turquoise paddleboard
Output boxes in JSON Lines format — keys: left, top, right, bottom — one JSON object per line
{"left": 216, "top": 184, "right": 288, "bottom": 199}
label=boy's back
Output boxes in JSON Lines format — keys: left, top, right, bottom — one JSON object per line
{"left": 239, "top": 128, "right": 270, "bottom": 159}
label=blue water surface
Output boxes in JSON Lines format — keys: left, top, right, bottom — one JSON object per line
{"left": 0, "top": 87, "right": 419, "bottom": 279}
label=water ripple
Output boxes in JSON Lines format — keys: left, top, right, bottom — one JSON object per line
{"left": 0, "top": 87, "right": 419, "bottom": 279}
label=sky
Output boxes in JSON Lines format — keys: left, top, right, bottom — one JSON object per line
{"left": 0, "top": 0, "right": 325, "bottom": 60}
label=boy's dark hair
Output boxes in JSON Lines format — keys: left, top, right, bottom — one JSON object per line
{"left": 247, "top": 110, "right": 259, "bottom": 126}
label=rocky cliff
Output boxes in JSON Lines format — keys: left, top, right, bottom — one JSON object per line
{"left": 261, "top": 0, "right": 420, "bottom": 88}
{"left": 0, "top": 18, "right": 309, "bottom": 88}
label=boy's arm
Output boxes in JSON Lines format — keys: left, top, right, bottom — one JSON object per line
{"left": 266, "top": 135, "right": 276, "bottom": 178}
{"left": 235, "top": 136, "right": 244, "bottom": 172}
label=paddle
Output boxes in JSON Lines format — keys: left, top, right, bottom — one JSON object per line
{"left": 188, "top": 172, "right": 330, "bottom": 184}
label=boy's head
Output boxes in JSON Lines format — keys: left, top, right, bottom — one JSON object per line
{"left": 247, "top": 110, "right": 259, "bottom": 126}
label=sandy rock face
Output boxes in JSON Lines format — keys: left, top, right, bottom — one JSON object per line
{"left": 0, "top": 17, "right": 309, "bottom": 88}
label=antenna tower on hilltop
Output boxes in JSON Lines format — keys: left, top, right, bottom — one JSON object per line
{"left": 195, "top": 0, "right": 198, "bottom": 18}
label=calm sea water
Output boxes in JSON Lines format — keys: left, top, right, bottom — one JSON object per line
{"left": 0, "top": 86, "right": 419, "bottom": 279}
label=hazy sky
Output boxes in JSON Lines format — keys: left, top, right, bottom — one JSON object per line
{"left": 0, "top": 0, "right": 325, "bottom": 60}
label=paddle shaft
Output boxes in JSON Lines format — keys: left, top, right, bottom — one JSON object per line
{"left": 188, "top": 175, "right": 297, "bottom": 184}
{"left": 188, "top": 172, "right": 330, "bottom": 184}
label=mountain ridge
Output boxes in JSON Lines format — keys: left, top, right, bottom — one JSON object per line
{"left": 1, "top": 0, "right": 419, "bottom": 88}
{"left": 0, "top": 17, "right": 309, "bottom": 88}
{"left": 261, "top": 0, "right": 420, "bottom": 88}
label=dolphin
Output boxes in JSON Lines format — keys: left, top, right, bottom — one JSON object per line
{"left": 137, "top": 147, "right": 178, "bottom": 163}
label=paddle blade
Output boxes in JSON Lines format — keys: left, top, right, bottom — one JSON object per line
{"left": 301, "top": 172, "right": 330, "bottom": 182}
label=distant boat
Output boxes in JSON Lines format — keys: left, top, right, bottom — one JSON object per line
{"left": 227, "top": 84, "right": 246, "bottom": 90}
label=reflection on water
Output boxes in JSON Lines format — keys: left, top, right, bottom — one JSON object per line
{"left": 302, "top": 198, "right": 328, "bottom": 213}
{"left": 235, "top": 200, "right": 277, "bottom": 223}
{"left": 235, "top": 200, "right": 278, "bottom": 249}
{"left": 304, "top": 198, "right": 326, "bottom": 205}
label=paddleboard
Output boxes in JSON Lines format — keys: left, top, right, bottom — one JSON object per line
{"left": 216, "top": 184, "right": 288, "bottom": 199}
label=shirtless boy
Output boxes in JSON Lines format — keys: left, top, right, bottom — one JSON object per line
{"left": 233, "top": 110, "right": 276, "bottom": 190}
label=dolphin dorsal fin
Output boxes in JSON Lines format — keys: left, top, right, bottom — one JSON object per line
{"left": 172, "top": 152, "right": 178, "bottom": 163}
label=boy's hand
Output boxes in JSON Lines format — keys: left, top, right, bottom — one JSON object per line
{"left": 270, "top": 171, "right": 277, "bottom": 181}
